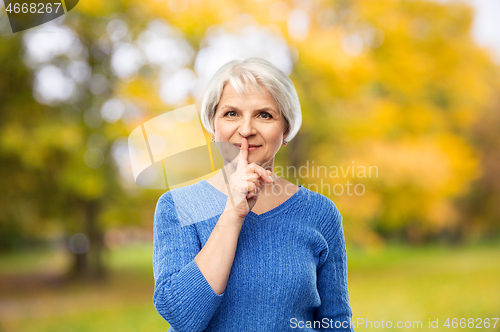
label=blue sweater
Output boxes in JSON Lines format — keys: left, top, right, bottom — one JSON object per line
{"left": 153, "top": 179, "right": 354, "bottom": 331}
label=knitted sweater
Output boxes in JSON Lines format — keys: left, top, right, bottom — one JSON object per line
{"left": 153, "top": 179, "right": 354, "bottom": 332}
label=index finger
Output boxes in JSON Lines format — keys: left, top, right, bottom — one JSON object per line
{"left": 239, "top": 137, "right": 249, "bottom": 166}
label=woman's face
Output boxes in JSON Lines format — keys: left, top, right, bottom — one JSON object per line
{"left": 212, "top": 82, "right": 288, "bottom": 167}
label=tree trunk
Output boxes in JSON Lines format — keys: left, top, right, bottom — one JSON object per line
{"left": 67, "top": 199, "right": 106, "bottom": 281}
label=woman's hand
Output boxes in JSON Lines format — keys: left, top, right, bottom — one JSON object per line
{"left": 224, "top": 137, "right": 273, "bottom": 219}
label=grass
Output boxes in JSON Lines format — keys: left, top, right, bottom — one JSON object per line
{"left": 347, "top": 242, "right": 500, "bottom": 331}
{"left": 0, "top": 243, "right": 167, "bottom": 332}
{"left": 0, "top": 242, "right": 499, "bottom": 331}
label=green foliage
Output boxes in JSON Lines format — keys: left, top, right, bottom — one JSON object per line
{"left": 277, "top": 0, "right": 500, "bottom": 245}
{"left": 1, "top": 0, "right": 500, "bottom": 252}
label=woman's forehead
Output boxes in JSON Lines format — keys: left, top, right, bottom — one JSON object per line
{"left": 218, "top": 83, "right": 277, "bottom": 109}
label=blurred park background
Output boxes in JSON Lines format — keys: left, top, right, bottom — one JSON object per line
{"left": 1, "top": 0, "right": 499, "bottom": 331}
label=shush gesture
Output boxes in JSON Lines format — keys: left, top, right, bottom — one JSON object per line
{"left": 224, "top": 137, "right": 273, "bottom": 219}
{"left": 154, "top": 60, "right": 354, "bottom": 332}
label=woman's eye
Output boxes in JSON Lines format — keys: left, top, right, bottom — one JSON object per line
{"left": 260, "top": 112, "right": 273, "bottom": 119}
{"left": 224, "top": 111, "right": 237, "bottom": 117}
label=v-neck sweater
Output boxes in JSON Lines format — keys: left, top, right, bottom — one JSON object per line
{"left": 152, "top": 179, "right": 354, "bottom": 331}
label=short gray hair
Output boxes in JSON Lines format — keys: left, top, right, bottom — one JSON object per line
{"left": 200, "top": 57, "right": 302, "bottom": 142}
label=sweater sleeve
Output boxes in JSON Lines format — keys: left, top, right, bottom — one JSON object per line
{"left": 152, "top": 192, "right": 224, "bottom": 332}
{"left": 313, "top": 200, "right": 354, "bottom": 331}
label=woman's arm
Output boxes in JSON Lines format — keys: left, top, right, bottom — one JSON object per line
{"left": 313, "top": 200, "right": 355, "bottom": 332}
{"left": 153, "top": 138, "right": 271, "bottom": 331}
{"left": 194, "top": 209, "right": 244, "bottom": 295}
{"left": 153, "top": 193, "right": 238, "bottom": 332}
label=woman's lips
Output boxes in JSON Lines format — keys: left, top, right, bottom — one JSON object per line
{"left": 234, "top": 144, "right": 261, "bottom": 151}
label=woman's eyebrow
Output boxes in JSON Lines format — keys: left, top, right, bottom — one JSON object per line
{"left": 221, "top": 105, "right": 278, "bottom": 113}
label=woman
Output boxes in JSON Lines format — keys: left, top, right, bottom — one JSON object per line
{"left": 153, "top": 58, "right": 354, "bottom": 331}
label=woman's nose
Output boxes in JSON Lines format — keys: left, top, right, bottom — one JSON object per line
{"left": 238, "top": 118, "right": 257, "bottom": 137}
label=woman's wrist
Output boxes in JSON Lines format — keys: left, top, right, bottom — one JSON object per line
{"left": 223, "top": 198, "right": 249, "bottom": 219}
{"left": 217, "top": 208, "right": 245, "bottom": 230}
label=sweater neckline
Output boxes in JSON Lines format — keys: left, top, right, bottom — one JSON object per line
{"left": 200, "top": 179, "right": 304, "bottom": 220}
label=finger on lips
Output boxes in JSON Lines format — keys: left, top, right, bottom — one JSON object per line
{"left": 236, "top": 138, "right": 274, "bottom": 203}
{"left": 240, "top": 138, "right": 249, "bottom": 165}
{"left": 237, "top": 137, "right": 272, "bottom": 182}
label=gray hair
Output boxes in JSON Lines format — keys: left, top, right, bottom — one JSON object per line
{"left": 200, "top": 57, "right": 302, "bottom": 142}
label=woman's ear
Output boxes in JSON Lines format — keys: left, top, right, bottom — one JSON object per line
{"left": 283, "top": 123, "right": 290, "bottom": 141}
{"left": 282, "top": 133, "right": 289, "bottom": 146}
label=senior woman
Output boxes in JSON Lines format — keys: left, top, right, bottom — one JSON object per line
{"left": 152, "top": 57, "right": 354, "bottom": 331}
